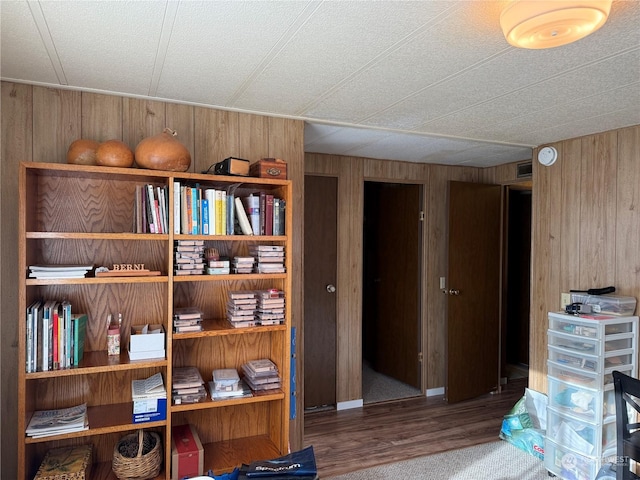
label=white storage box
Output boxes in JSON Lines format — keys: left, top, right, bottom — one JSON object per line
{"left": 547, "top": 375, "right": 616, "bottom": 423}
{"left": 130, "top": 324, "right": 165, "bottom": 352}
{"left": 546, "top": 406, "right": 616, "bottom": 457}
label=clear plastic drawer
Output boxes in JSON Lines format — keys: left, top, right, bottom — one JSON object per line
{"left": 544, "top": 438, "right": 614, "bottom": 480}
{"left": 546, "top": 406, "right": 616, "bottom": 457}
{"left": 548, "top": 345, "right": 600, "bottom": 373}
{"left": 547, "top": 359, "right": 634, "bottom": 389}
{"left": 547, "top": 375, "right": 615, "bottom": 423}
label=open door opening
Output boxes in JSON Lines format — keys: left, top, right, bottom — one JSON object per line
{"left": 362, "top": 181, "right": 422, "bottom": 404}
{"left": 502, "top": 185, "right": 532, "bottom": 383}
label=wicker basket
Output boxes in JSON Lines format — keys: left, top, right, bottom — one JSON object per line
{"left": 112, "top": 430, "right": 162, "bottom": 480}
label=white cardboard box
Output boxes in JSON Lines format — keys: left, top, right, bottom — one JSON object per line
{"left": 130, "top": 324, "right": 165, "bottom": 353}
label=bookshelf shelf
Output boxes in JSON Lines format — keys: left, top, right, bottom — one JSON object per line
{"left": 18, "top": 161, "right": 292, "bottom": 479}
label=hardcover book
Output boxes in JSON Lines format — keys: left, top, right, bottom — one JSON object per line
{"left": 34, "top": 444, "right": 93, "bottom": 480}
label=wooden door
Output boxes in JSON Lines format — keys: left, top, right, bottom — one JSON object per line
{"left": 304, "top": 175, "right": 338, "bottom": 409}
{"left": 446, "top": 181, "right": 501, "bottom": 403}
{"left": 363, "top": 182, "right": 421, "bottom": 388}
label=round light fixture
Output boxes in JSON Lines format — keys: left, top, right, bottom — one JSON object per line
{"left": 537, "top": 146, "right": 558, "bottom": 166}
{"left": 500, "top": 0, "right": 612, "bottom": 49}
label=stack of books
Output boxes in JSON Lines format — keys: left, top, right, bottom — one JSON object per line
{"left": 28, "top": 264, "right": 94, "bottom": 279}
{"left": 173, "top": 307, "right": 203, "bottom": 333}
{"left": 209, "top": 368, "right": 252, "bottom": 400}
{"left": 26, "top": 403, "right": 88, "bottom": 438}
{"left": 174, "top": 240, "right": 205, "bottom": 275}
{"left": 242, "top": 359, "right": 281, "bottom": 392}
{"left": 250, "top": 245, "right": 285, "bottom": 274}
{"left": 232, "top": 256, "right": 255, "bottom": 274}
{"left": 226, "top": 291, "right": 258, "bottom": 328}
{"left": 172, "top": 366, "right": 207, "bottom": 405}
{"left": 255, "top": 289, "right": 285, "bottom": 326}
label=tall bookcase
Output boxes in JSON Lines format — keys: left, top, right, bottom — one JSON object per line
{"left": 17, "top": 161, "right": 292, "bottom": 479}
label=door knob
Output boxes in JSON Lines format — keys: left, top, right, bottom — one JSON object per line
{"left": 326, "top": 284, "right": 336, "bottom": 293}
{"left": 448, "top": 288, "right": 460, "bottom": 296}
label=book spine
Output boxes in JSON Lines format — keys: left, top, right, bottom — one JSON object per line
{"left": 26, "top": 308, "right": 33, "bottom": 373}
{"left": 52, "top": 306, "right": 59, "bottom": 370}
{"left": 259, "top": 191, "right": 266, "bottom": 235}
{"left": 173, "top": 181, "right": 181, "bottom": 234}
{"left": 202, "top": 198, "right": 209, "bottom": 235}
{"left": 215, "top": 190, "right": 223, "bottom": 235}
{"left": 227, "top": 192, "right": 235, "bottom": 235}
{"left": 221, "top": 191, "right": 227, "bottom": 235}
{"left": 205, "top": 189, "right": 216, "bottom": 236}
{"left": 146, "top": 184, "right": 157, "bottom": 234}
{"left": 265, "top": 194, "right": 274, "bottom": 236}
{"left": 235, "top": 197, "right": 253, "bottom": 235}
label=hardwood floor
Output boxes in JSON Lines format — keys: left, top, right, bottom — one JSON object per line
{"left": 303, "top": 377, "right": 528, "bottom": 478}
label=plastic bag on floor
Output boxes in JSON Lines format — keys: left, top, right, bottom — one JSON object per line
{"left": 499, "top": 388, "right": 547, "bottom": 460}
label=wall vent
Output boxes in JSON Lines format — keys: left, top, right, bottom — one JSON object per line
{"left": 517, "top": 161, "right": 533, "bottom": 178}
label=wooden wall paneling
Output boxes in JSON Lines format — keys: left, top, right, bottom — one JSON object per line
{"left": 559, "top": 139, "right": 582, "bottom": 298}
{"left": 238, "top": 112, "right": 269, "bottom": 162}
{"left": 1, "top": 81, "right": 33, "bottom": 480}
{"left": 335, "top": 157, "right": 364, "bottom": 402}
{"left": 165, "top": 102, "right": 196, "bottom": 173}
{"left": 615, "top": 126, "right": 640, "bottom": 294}
{"left": 32, "top": 86, "right": 81, "bottom": 164}
{"left": 81, "top": 92, "right": 123, "bottom": 142}
{"left": 529, "top": 150, "right": 550, "bottom": 393}
{"left": 122, "top": 98, "right": 167, "bottom": 152}
{"left": 305, "top": 153, "right": 340, "bottom": 176}
{"left": 363, "top": 158, "right": 427, "bottom": 182}
{"left": 578, "top": 132, "right": 617, "bottom": 287}
{"left": 267, "top": 116, "right": 305, "bottom": 449}
{"left": 194, "top": 108, "right": 239, "bottom": 174}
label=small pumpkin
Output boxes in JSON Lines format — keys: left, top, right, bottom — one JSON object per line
{"left": 135, "top": 128, "right": 191, "bottom": 172}
{"left": 95, "top": 140, "right": 134, "bottom": 168}
{"left": 67, "top": 139, "right": 100, "bottom": 165}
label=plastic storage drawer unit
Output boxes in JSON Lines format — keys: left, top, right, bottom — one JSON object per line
{"left": 544, "top": 438, "right": 615, "bottom": 480}
{"left": 547, "top": 359, "right": 634, "bottom": 389}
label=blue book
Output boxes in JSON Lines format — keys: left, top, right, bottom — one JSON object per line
{"left": 201, "top": 198, "right": 209, "bottom": 235}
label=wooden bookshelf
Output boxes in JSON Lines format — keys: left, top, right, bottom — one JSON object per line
{"left": 18, "top": 162, "right": 292, "bottom": 479}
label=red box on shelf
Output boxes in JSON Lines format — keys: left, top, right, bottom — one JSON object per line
{"left": 171, "top": 424, "right": 204, "bottom": 480}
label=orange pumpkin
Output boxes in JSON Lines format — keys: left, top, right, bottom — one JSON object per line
{"left": 135, "top": 128, "right": 191, "bottom": 172}
{"left": 95, "top": 140, "right": 134, "bottom": 168}
{"left": 67, "top": 139, "right": 100, "bottom": 165}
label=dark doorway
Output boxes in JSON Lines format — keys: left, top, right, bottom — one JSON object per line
{"left": 362, "top": 182, "right": 422, "bottom": 402}
{"left": 503, "top": 186, "right": 532, "bottom": 380}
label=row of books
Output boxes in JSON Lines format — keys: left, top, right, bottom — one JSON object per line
{"left": 134, "top": 183, "right": 169, "bottom": 234}
{"left": 26, "top": 300, "right": 87, "bottom": 373}
{"left": 173, "top": 182, "right": 286, "bottom": 236}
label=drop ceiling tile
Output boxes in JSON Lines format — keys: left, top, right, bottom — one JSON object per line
{"left": 0, "top": 1, "right": 59, "bottom": 85}
{"left": 231, "top": 1, "right": 457, "bottom": 115}
{"left": 39, "top": 1, "right": 165, "bottom": 95}
{"left": 156, "top": 1, "right": 312, "bottom": 106}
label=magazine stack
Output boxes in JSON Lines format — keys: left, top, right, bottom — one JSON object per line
{"left": 26, "top": 403, "right": 88, "bottom": 438}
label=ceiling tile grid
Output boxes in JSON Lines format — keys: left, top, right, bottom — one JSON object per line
{"left": 1, "top": 0, "right": 638, "bottom": 166}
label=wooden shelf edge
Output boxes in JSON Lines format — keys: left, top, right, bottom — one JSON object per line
{"left": 171, "top": 390, "right": 284, "bottom": 412}
{"left": 173, "top": 319, "right": 286, "bottom": 339}
{"left": 205, "top": 435, "right": 279, "bottom": 475}
{"left": 26, "top": 276, "right": 169, "bottom": 285}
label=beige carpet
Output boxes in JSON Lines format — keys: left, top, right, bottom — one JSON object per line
{"left": 324, "top": 440, "right": 549, "bottom": 480}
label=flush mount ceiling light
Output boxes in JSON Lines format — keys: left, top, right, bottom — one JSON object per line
{"left": 500, "top": 0, "right": 612, "bottom": 49}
